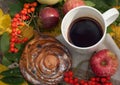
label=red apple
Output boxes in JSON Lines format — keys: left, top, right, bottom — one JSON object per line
{"left": 90, "top": 49, "right": 119, "bottom": 77}
{"left": 39, "top": 7, "right": 60, "bottom": 29}
{"left": 63, "top": 0, "right": 85, "bottom": 14}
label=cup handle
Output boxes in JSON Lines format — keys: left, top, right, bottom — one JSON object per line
{"left": 102, "top": 8, "right": 119, "bottom": 27}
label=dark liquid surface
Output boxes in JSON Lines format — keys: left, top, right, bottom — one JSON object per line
{"left": 68, "top": 17, "right": 103, "bottom": 47}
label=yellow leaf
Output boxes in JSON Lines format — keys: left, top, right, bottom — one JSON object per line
{"left": 0, "top": 14, "right": 11, "bottom": 29}
{"left": 110, "top": 25, "right": 120, "bottom": 48}
{"left": 0, "top": 32, "right": 3, "bottom": 35}
{"left": 6, "top": 28, "right": 12, "bottom": 33}
{"left": 0, "top": 64, "right": 8, "bottom": 80}
{"left": 0, "top": 64, "right": 8, "bottom": 73}
{"left": 18, "top": 25, "right": 34, "bottom": 39}
{"left": 0, "top": 9, "right": 3, "bottom": 17}
{"left": 0, "top": 9, "right": 11, "bottom": 35}
{"left": 113, "top": 6, "right": 120, "bottom": 9}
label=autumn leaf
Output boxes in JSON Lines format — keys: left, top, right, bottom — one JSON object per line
{"left": 109, "top": 24, "right": 120, "bottom": 48}
{"left": 0, "top": 9, "right": 11, "bottom": 35}
{"left": 18, "top": 25, "right": 34, "bottom": 39}
{"left": 113, "top": 6, "right": 120, "bottom": 9}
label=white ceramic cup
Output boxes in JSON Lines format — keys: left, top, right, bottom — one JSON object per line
{"left": 61, "top": 6, "right": 119, "bottom": 54}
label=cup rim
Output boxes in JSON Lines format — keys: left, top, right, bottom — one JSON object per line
{"left": 61, "top": 6, "right": 107, "bottom": 50}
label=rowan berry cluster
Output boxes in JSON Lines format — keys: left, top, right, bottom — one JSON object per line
{"left": 64, "top": 71, "right": 112, "bottom": 85}
{"left": 10, "top": 2, "right": 37, "bottom": 53}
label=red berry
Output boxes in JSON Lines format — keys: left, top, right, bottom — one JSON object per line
{"left": 21, "top": 15, "right": 27, "bottom": 20}
{"left": 30, "top": 7, "right": 35, "bottom": 12}
{"left": 19, "top": 22, "right": 25, "bottom": 26}
{"left": 21, "top": 10, "right": 27, "bottom": 15}
{"left": 15, "top": 39, "right": 19, "bottom": 43}
{"left": 69, "top": 79, "right": 74, "bottom": 84}
{"left": 74, "top": 83, "right": 80, "bottom": 85}
{"left": 24, "top": 3, "right": 30, "bottom": 9}
{"left": 64, "top": 77, "right": 69, "bottom": 83}
{"left": 74, "top": 78, "right": 79, "bottom": 83}
{"left": 12, "top": 28, "right": 16, "bottom": 33}
{"left": 15, "top": 13, "right": 20, "bottom": 18}
{"left": 104, "top": 83, "right": 109, "bottom": 85}
{"left": 23, "top": 38, "right": 28, "bottom": 42}
{"left": 104, "top": 82, "right": 113, "bottom": 85}
{"left": 10, "top": 43, "right": 15, "bottom": 48}
{"left": 11, "top": 22, "right": 17, "bottom": 28}
{"left": 83, "top": 82, "right": 88, "bottom": 85}
{"left": 80, "top": 80, "right": 85, "bottom": 84}
{"left": 13, "top": 18, "right": 18, "bottom": 22}
{"left": 21, "top": 10, "right": 24, "bottom": 14}
{"left": 90, "top": 81, "right": 96, "bottom": 85}
{"left": 69, "top": 76, "right": 73, "bottom": 80}
{"left": 27, "top": 9, "right": 31, "bottom": 13}
{"left": 64, "top": 72, "right": 69, "bottom": 77}
{"left": 23, "top": 8, "right": 27, "bottom": 12}
{"left": 14, "top": 48, "right": 18, "bottom": 53}
{"left": 17, "top": 30, "right": 21, "bottom": 34}
{"left": 10, "top": 47, "right": 15, "bottom": 52}
{"left": 101, "top": 77, "right": 107, "bottom": 83}
{"left": 95, "top": 77, "right": 100, "bottom": 82}
{"left": 90, "top": 77, "right": 96, "bottom": 81}
{"left": 106, "top": 76, "right": 111, "bottom": 80}
{"left": 11, "top": 32, "right": 16, "bottom": 37}
{"left": 26, "top": 16, "right": 30, "bottom": 20}
{"left": 68, "top": 71, "right": 73, "bottom": 77}
{"left": 96, "top": 83, "right": 101, "bottom": 85}
{"left": 11, "top": 38, "right": 16, "bottom": 42}
{"left": 32, "top": 2, "right": 37, "bottom": 7}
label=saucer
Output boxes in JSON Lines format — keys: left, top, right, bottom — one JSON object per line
{"left": 57, "top": 33, "right": 120, "bottom": 83}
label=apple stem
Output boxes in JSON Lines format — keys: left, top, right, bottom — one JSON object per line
{"left": 101, "top": 61, "right": 107, "bottom": 66}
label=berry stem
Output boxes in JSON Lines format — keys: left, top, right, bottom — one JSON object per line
{"left": 27, "top": 12, "right": 35, "bottom": 25}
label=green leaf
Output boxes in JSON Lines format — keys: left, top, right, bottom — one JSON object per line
{"left": 15, "top": 44, "right": 22, "bottom": 50}
{"left": 4, "top": 43, "right": 25, "bottom": 62}
{"left": 107, "top": 26, "right": 113, "bottom": 33}
{"left": 1, "top": 76, "right": 24, "bottom": 85}
{"left": 20, "top": 0, "right": 36, "bottom": 3}
{"left": 85, "top": 1, "right": 95, "bottom": 7}
{"left": 25, "top": 0, "right": 36, "bottom": 2}
{"left": 1, "top": 56, "right": 12, "bottom": 66}
{"left": 4, "top": 52, "right": 22, "bottom": 62}
{"left": 88, "top": 0, "right": 110, "bottom": 12}
{"left": 0, "top": 67, "right": 22, "bottom": 77}
{"left": 8, "top": 1, "right": 23, "bottom": 17}
{"left": 103, "top": 0, "right": 116, "bottom": 7}
{"left": 0, "top": 32, "right": 10, "bottom": 53}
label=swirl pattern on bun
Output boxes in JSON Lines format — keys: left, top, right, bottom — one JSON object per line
{"left": 19, "top": 34, "right": 72, "bottom": 85}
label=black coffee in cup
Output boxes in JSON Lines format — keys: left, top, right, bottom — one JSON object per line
{"left": 68, "top": 17, "right": 103, "bottom": 47}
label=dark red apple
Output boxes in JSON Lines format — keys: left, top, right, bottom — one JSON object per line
{"left": 39, "top": 7, "right": 60, "bottom": 29}
{"left": 90, "top": 49, "right": 119, "bottom": 77}
{"left": 63, "top": 0, "right": 85, "bottom": 14}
